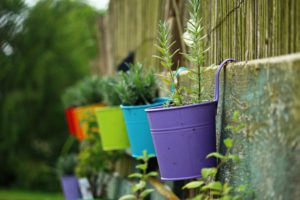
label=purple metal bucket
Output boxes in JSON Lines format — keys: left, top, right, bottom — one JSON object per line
{"left": 61, "top": 175, "right": 82, "bottom": 200}
{"left": 146, "top": 59, "right": 236, "bottom": 181}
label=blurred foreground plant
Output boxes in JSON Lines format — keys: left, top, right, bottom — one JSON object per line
{"left": 75, "top": 110, "right": 123, "bottom": 198}
{"left": 119, "top": 150, "right": 157, "bottom": 200}
{"left": 56, "top": 154, "right": 77, "bottom": 177}
{"left": 182, "top": 111, "right": 250, "bottom": 200}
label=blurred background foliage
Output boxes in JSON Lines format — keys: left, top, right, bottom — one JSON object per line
{"left": 0, "top": 0, "right": 101, "bottom": 191}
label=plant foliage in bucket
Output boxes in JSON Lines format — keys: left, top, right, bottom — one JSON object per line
{"left": 75, "top": 75, "right": 105, "bottom": 141}
{"left": 56, "top": 154, "right": 82, "bottom": 200}
{"left": 95, "top": 76, "right": 130, "bottom": 150}
{"left": 76, "top": 125, "right": 124, "bottom": 199}
{"left": 116, "top": 63, "right": 169, "bottom": 157}
{"left": 146, "top": 0, "right": 236, "bottom": 180}
{"left": 62, "top": 87, "right": 85, "bottom": 136}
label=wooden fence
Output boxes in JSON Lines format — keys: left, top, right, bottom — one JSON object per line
{"left": 95, "top": 0, "right": 300, "bottom": 73}
{"left": 94, "top": 1, "right": 300, "bottom": 199}
{"left": 201, "top": 0, "right": 300, "bottom": 64}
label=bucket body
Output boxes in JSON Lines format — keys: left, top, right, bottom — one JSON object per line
{"left": 64, "top": 107, "right": 77, "bottom": 136}
{"left": 75, "top": 104, "right": 105, "bottom": 141}
{"left": 146, "top": 102, "right": 217, "bottom": 180}
{"left": 95, "top": 106, "right": 130, "bottom": 150}
{"left": 121, "top": 98, "right": 169, "bottom": 157}
{"left": 60, "top": 175, "right": 81, "bottom": 200}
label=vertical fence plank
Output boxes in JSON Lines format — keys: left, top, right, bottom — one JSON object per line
{"left": 97, "top": 0, "right": 300, "bottom": 73}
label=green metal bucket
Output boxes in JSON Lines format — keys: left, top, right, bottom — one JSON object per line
{"left": 95, "top": 106, "right": 130, "bottom": 150}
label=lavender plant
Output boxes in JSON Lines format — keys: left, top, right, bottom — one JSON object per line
{"left": 115, "top": 63, "right": 158, "bottom": 106}
{"left": 154, "top": 21, "right": 182, "bottom": 106}
{"left": 154, "top": 0, "right": 210, "bottom": 106}
{"left": 183, "top": 0, "right": 209, "bottom": 103}
{"left": 101, "top": 75, "right": 122, "bottom": 106}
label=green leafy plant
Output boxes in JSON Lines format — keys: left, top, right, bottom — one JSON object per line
{"left": 78, "top": 75, "right": 104, "bottom": 105}
{"left": 56, "top": 154, "right": 77, "bottom": 177}
{"left": 119, "top": 150, "right": 158, "bottom": 200}
{"left": 154, "top": 0, "right": 210, "bottom": 106}
{"left": 154, "top": 21, "right": 183, "bottom": 106}
{"left": 182, "top": 111, "right": 248, "bottom": 200}
{"left": 76, "top": 111, "right": 123, "bottom": 198}
{"left": 62, "top": 75, "right": 103, "bottom": 108}
{"left": 62, "top": 86, "right": 85, "bottom": 108}
{"left": 115, "top": 63, "right": 158, "bottom": 106}
{"left": 101, "top": 75, "right": 123, "bottom": 106}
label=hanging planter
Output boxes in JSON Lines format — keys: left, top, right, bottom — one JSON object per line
{"left": 60, "top": 176, "right": 82, "bottom": 200}
{"left": 95, "top": 106, "right": 130, "bottom": 150}
{"left": 75, "top": 103, "right": 105, "bottom": 141}
{"left": 57, "top": 154, "right": 81, "bottom": 200}
{"left": 64, "top": 107, "right": 77, "bottom": 136}
{"left": 146, "top": 59, "right": 236, "bottom": 180}
{"left": 121, "top": 98, "right": 169, "bottom": 157}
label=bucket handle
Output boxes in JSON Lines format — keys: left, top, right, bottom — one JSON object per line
{"left": 214, "top": 58, "right": 237, "bottom": 102}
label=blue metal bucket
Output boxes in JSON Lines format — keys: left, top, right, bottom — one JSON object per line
{"left": 121, "top": 98, "right": 169, "bottom": 157}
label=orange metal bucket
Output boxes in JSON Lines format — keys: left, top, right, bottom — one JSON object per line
{"left": 74, "top": 103, "right": 105, "bottom": 141}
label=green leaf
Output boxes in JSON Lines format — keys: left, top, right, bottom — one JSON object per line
{"left": 223, "top": 182, "right": 232, "bottom": 195}
{"left": 193, "top": 194, "right": 203, "bottom": 200}
{"left": 136, "top": 164, "right": 147, "bottom": 171}
{"left": 128, "top": 173, "right": 143, "bottom": 179}
{"left": 210, "top": 190, "right": 222, "bottom": 195}
{"left": 225, "top": 125, "right": 234, "bottom": 131}
{"left": 201, "top": 181, "right": 223, "bottom": 191}
{"left": 146, "top": 171, "right": 158, "bottom": 177}
{"left": 228, "top": 154, "right": 240, "bottom": 162}
{"left": 182, "top": 181, "right": 204, "bottom": 189}
{"left": 224, "top": 138, "right": 233, "bottom": 148}
{"left": 148, "top": 153, "right": 155, "bottom": 159}
{"left": 206, "top": 152, "right": 225, "bottom": 159}
{"left": 142, "top": 150, "right": 148, "bottom": 159}
{"left": 132, "top": 180, "right": 146, "bottom": 192}
{"left": 235, "top": 184, "right": 247, "bottom": 192}
{"left": 119, "top": 194, "right": 137, "bottom": 200}
{"left": 140, "top": 189, "right": 154, "bottom": 198}
{"left": 201, "top": 168, "right": 217, "bottom": 179}
{"left": 232, "top": 111, "right": 239, "bottom": 121}
{"left": 234, "top": 124, "right": 245, "bottom": 132}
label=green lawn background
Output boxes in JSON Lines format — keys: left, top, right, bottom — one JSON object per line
{"left": 0, "top": 189, "right": 64, "bottom": 200}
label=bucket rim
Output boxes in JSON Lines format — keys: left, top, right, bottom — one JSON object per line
{"left": 95, "top": 106, "right": 120, "bottom": 113}
{"left": 145, "top": 100, "right": 217, "bottom": 113}
{"left": 120, "top": 97, "right": 170, "bottom": 110}
{"left": 76, "top": 103, "right": 106, "bottom": 110}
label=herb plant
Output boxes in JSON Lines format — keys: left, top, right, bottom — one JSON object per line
{"left": 62, "top": 75, "right": 103, "bottom": 108}
{"left": 119, "top": 150, "right": 158, "bottom": 200}
{"left": 184, "top": 0, "right": 209, "bottom": 103}
{"left": 182, "top": 112, "right": 248, "bottom": 200}
{"left": 62, "top": 86, "right": 85, "bottom": 108}
{"left": 56, "top": 154, "right": 78, "bottom": 177}
{"left": 78, "top": 75, "right": 103, "bottom": 105}
{"left": 155, "top": 0, "right": 209, "bottom": 106}
{"left": 101, "top": 75, "right": 122, "bottom": 106}
{"left": 154, "top": 22, "right": 183, "bottom": 106}
{"left": 115, "top": 63, "right": 158, "bottom": 106}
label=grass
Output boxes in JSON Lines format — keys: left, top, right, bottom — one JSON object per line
{"left": 0, "top": 189, "right": 64, "bottom": 200}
